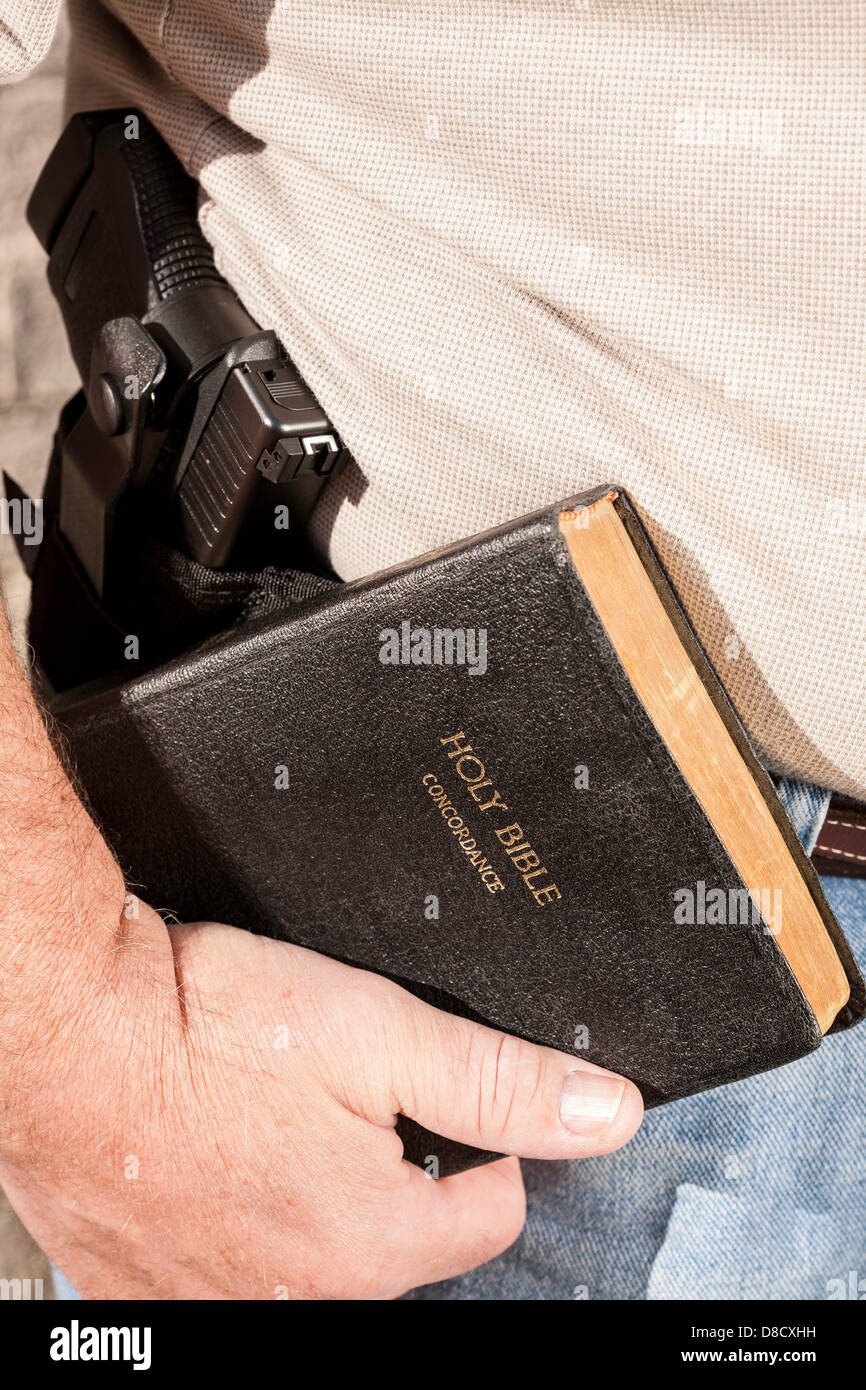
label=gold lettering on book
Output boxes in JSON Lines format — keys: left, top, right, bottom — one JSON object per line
{"left": 434, "top": 732, "right": 562, "bottom": 905}
{"left": 421, "top": 773, "right": 505, "bottom": 894}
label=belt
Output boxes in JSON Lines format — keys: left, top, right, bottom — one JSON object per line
{"left": 812, "top": 796, "right": 866, "bottom": 879}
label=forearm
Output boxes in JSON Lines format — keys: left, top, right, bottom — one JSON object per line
{"left": 0, "top": 599, "right": 126, "bottom": 1102}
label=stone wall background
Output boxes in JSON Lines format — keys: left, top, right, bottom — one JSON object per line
{"left": 0, "top": 8, "right": 76, "bottom": 1298}
{"left": 0, "top": 9, "right": 77, "bottom": 641}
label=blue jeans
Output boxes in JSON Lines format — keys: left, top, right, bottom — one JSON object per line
{"left": 406, "top": 778, "right": 866, "bottom": 1300}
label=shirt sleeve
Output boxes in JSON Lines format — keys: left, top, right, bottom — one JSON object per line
{"left": 0, "top": 0, "right": 62, "bottom": 83}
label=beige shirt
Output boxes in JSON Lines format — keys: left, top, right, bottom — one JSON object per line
{"left": 3, "top": 1, "right": 866, "bottom": 796}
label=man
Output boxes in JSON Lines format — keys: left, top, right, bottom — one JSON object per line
{"left": 1, "top": 1, "right": 864, "bottom": 1300}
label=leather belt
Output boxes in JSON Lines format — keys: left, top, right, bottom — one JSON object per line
{"left": 812, "top": 796, "right": 866, "bottom": 879}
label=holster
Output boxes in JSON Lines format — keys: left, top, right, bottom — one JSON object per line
{"left": 14, "top": 392, "right": 338, "bottom": 696}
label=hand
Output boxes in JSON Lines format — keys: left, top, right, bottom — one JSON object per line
{"left": 1, "top": 906, "right": 642, "bottom": 1299}
{"left": 0, "top": 616, "right": 642, "bottom": 1300}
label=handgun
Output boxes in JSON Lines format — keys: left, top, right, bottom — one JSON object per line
{"left": 27, "top": 108, "right": 349, "bottom": 597}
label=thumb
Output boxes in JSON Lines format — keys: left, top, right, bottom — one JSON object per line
{"left": 380, "top": 989, "right": 644, "bottom": 1160}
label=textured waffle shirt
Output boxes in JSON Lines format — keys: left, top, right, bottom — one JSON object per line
{"left": 2, "top": 1, "right": 865, "bottom": 796}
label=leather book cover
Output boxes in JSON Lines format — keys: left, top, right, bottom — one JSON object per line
{"left": 50, "top": 484, "right": 866, "bottom": 1173}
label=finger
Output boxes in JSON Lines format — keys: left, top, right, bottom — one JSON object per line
{"left": 377, "top": 988, "right": 643, "bottom": 1160}
{"left": 388, "top": 1156, "right": 526, "bottom": 1293}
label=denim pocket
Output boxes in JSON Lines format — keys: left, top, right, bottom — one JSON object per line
{"left": 647, "top": 1183, "right": 858, "bottom": 1300}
